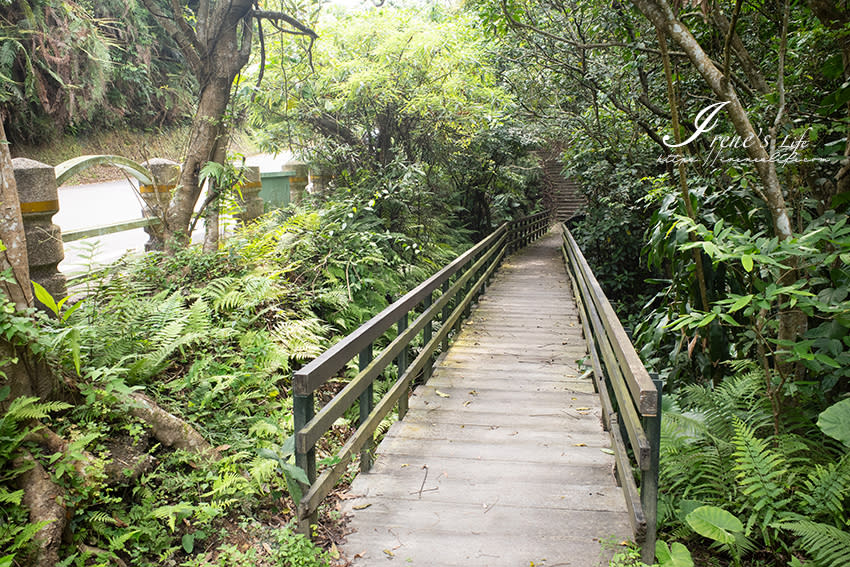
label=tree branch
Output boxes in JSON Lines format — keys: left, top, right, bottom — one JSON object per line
{"left": 499, "top": 0, "right": 687, "bottom": 57}
{"left": 139, "top": 0, "right": 203, "bottom": 77}
{"left": 722, "top": 0, "right": 743, "bottom": 87}
{"left": 252, "top": 10, "right": 318, "bottom": 38}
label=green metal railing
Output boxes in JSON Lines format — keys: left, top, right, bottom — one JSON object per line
{"left": 560, "top": 223, "right": 660, "bottom": 564}
{"left": 291, "top": 211, "right": 549, "bottom": 533}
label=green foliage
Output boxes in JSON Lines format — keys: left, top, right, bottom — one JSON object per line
{"left": 0, "top": 156, "right": 471, "bottom": 564}
{"left": 0, "top": 390, "right": 71, "bottom": 565}
{"left": 607, "top": 541, "right": 654, "bottom": 567}
{"left": 655, "top": 540, "right": 693, "bottom": 567}
{"left": 247, "top": 7, "right": 542, "bottom": 239}
{"left": 269, "top": 522, "right": 332, "bottom": 567}
{"left": 779, "top": 521, "right": 850, "bottom": 567}
{"left": 685, "top": 506, "right": 743, "bottom": 546}
{"left": 658, "top": 368, "right": 850, "bottom": 565}
{"left": 0, "top": 0, "right": 194, "bottom": 143}
{"left": 818, "top": 398, "right": 850, "bottom": 447}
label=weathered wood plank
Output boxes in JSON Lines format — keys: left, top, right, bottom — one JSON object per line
{"left": 339, "top": 230, "right": 631, "bottom": 566}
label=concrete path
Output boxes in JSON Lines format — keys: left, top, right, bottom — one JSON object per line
{"left": 339, "top": 230, "right": 631, "bottom": 566}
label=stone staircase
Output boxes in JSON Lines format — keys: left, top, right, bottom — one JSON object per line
{"left": 541, "top": 150, "right": 585, "bottom": 223}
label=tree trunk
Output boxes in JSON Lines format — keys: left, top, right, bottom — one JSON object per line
{"left": 629, "top": 0, "right": 793, "bottom": 243}
{"left": 1, "top": 113, "right": 41, "bottom": 407}
{"left": 15, "top": 453, "right": 67, "bottom": 567}
{"left": 629, "top": 0, "right": 807, "bottom": 370}
{"left": 165, "top": 78, "right": 233, "bottom": 247}
{"left": 0, "top": 115, "right": 32, "bottom": 310}
{"left": 202, "top": 135, "right": 227, "bottom": 252}
{"left": 139, "top": 0, "right": 254, "bottom": 250}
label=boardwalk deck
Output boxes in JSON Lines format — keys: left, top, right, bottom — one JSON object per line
{"left": 339, "top": 230, "right": 631, "bottom": 566}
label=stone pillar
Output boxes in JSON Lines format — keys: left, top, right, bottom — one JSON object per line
{"left": 236, "top": 165, "right": 263, "bottom": 223}
{"left": 309, "top": 167, "right": 333, "bottom": 198}
{"left": 12, "top": 158, "right": 67, "bottom": 305}
{"left": 286, "top": 162, "right": 309, "bottom": 206}
{"left": 140, "top": 158, "right": 179, "bottom": 251}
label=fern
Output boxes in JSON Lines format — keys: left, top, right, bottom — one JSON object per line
{"left": 2, "top": 396, "right": 72, "bottom": 422}
{"left": 795, "top": 454, "right": 850, "bottom": 524}
{"left": 681, "top": 370, "right": 770, "bottom": 443}
{"left": 108, "top": 528, "right": 140, "bottom": 552}
{"left": 731, "top": 418, "right": 791, "bottom": 539}
{"left": 780, "top": 521, "right": 850, "bottom": 567}
{"left": 204, "top": 472, "right": 251, "bottom": 499}
{"left": 272, "top": 317, "right": 330, "bottom": 362}
{"left": 248, "top": 456, "right": 279, "bottom": 487}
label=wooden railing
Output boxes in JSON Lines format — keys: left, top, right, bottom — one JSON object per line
{"left": 292, "top": 211, "right": 549, "bottom": 532}
{"left": 560, "top": 224, "right": 660, "bottom": 563}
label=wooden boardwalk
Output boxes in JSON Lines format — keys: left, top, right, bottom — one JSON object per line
{"left": 339, "top": 230, "right": 631, "bottom": 566}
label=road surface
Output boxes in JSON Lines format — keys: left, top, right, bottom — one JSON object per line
{"left": 54, "top": 153, "right": 292, "bottom": 277}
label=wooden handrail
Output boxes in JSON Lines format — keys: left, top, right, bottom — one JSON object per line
{"left": 560, "top": 223, "right": 660, "bottom": 565}
{"left": 292, "top": 211, "right": 549, "bottom": 533}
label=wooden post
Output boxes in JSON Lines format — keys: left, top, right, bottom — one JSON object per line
{"left": 641, "top": 377, "right": 662, "bottom": 565}
{"left": 396, "top": 314, "right": 409, "bottom": 419}
{"left": 441, "top": 280, "right": 451, "bottom": 351}
{"left": 423, "top": 293, "right": 434, "bottom": 382}
{"left": 294, "top": 393, "right": 316, "bottom": 534}
{"left": 359, "top": 344, "right": 374, "bottom": 472}
{"left": 12, "top": 158, "right": 66, "bottom": 305}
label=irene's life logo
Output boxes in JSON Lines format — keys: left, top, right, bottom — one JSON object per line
{"left": 657, "top": 100, "right": 827, "bottom": 166}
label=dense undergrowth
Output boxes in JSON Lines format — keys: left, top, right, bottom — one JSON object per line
{"left": 0, "top": 192, "right": 474, "bottom": 566}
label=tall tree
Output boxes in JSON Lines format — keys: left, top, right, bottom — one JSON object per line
{"left": 138, "top": 0, "right": 316, "bottom": 248}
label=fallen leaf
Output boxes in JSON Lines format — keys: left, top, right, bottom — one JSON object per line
{"left": 600, "top": 448, "right": 615, "bottom": 455}
{"left": 383, "top": 549, "right": 395, "bottom": 558}
{"left": 353, "top": 503, "right": 372, "bottom": 510}
{"left": 574, "top": 442, "right": 587, "bottom": 447}
{"left": 435, "top": 390, "right": 451, "bottom": 398}
{"left": 468, "top": 390, "right": 478, "bottom": 396}
{"left": 576, "top": 407, "right": 591, "bottom": 411}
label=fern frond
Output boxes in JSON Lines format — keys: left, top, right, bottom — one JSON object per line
{"left": 272, "top": 317, "right": 330, "bottom": 362}
{"left": 205, "top": 472, "right": 251, "bottom": 499}
{"left": 86, "top": 510, "right": 117, "bottom": 526}
{"left": 2, "top": 397, "right": 71, "bottom": 422}
{"left": 248, "top": 456, "right": 279, "bottom": 486}
{"left": 249, "top": 420, "right": 283, "bottom": 439}
{"left": 732, "top": 419, "right": 790, "bottom": 536}
{"left": 0, "top": 487, "right": 24, "bottom": 505}
{"left": 780, "top": 521, "right": 850, "bottom": 567}
{"left": 796, "top": 454, "right": 850, "bottom": 523}
{"left": 108, "top": 529, "right": 140, "bottom": 551}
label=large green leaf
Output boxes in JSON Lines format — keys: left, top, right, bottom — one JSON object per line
{"left": 686, "top": 505, "right": 743, "bottom": 545}
{"left": 655, "top": 540, "right": 694, "bottom": 567}
{"left": 817, "top": 398, "right": 850, "bottom": 447}
{"left": 31, "top": 281, "right": 58, "bottom": 317}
